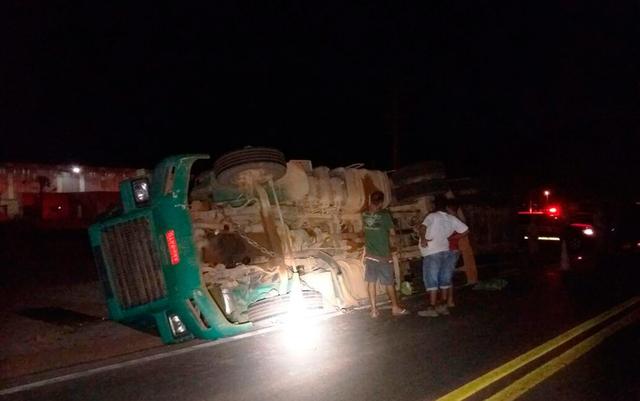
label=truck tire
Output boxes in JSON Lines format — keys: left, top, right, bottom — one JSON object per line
{"left": 214, "top": 147, "right": 286, "bottom": 187}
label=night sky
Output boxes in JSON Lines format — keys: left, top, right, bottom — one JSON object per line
{"left": 3, "top": 2, "right": 639, "bottom": 196}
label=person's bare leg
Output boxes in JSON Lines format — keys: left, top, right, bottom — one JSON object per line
{"left": 448, "top": 287, "right": 455, "bottom": 307}
{"left": 368, "top": 282, "right": 379, "bottom": 317}
{"left": 440, "top": 288, "right": 448, "bottom": 306}
{"left": 385, "top": 285, "right": 406, "bottom": 314}
{"left": 436, "top": 288, "right": 451, "bottom": 315}
{"left": 385, "top": 285, "right": 399, "bottom": 308}
{"left": 429, "top": 289, "right": 438, "bottom": 307}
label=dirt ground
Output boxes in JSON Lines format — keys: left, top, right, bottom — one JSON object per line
{"left": 0, "top": 280, "right": 163, "bottom": 383}
{"left": 0, "top": 224, "right": 164, "bottom": 384}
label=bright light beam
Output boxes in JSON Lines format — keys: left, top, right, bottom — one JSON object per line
{"left": 278, "top": 271, "right": 323, "bottom": 355}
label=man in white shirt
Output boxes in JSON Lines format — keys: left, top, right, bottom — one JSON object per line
{"left": 418, "top": 196, "right": 468, "bottom": 317}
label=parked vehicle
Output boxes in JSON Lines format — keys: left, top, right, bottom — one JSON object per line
{"left": 516, "top": 203, "right": 597, "bottom": 267}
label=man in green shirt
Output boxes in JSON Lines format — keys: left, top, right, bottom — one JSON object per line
{"left": 362, "top": 191, "right": 409, "bottom": 318}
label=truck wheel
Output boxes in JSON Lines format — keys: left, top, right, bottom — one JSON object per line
{"left": 214, "top": 147, "right": 286, "bottom": 187}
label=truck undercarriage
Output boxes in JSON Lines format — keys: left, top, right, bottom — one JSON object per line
{"left": 90, "top": 149, "right": 478, "bottom": 343}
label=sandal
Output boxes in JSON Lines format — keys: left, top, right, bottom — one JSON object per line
{"left": 370, "top": 309, "right": 380, "bottom": 318}
{"left": 392, "top": 308, "right": 410, "bottom": 316}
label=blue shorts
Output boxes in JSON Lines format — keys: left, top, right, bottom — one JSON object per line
{"left": 364, "top": 257, "right": 395, "bottom": 286}
{"left": 448, "top": 250, "right": 461, "bottom": 273}
{"left": 423, "top": 251, "right": 456, "bottom": 291}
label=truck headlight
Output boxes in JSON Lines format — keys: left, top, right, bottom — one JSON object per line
{"left": 132, "top": 178, "right": 150, "bottom": 205}
{"left": 168, "top": 313, "right": 187, "bottom": 337}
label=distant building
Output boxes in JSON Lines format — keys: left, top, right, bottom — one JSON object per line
{"left": 0, "top": 162, "right": 145, "bottom": 226}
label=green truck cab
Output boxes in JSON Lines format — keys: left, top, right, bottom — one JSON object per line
{"left": 89, "top": 155, "right": 251, "bottom": 344}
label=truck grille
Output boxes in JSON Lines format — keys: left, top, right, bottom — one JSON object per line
{"left": 101, "top": 218, "right": 166, "bottom": 308}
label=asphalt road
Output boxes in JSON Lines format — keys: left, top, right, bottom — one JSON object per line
{"left": 2, "top": 259, "right": 639, "bottom": 401}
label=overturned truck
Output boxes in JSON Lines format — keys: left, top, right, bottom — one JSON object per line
{"left": 89, "top": 148, "right": 476, "bottom": 343}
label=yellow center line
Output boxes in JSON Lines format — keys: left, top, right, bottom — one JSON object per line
{"left": 485, "top": 307, "right": 640, "bottom": 401}
{"left": 435, "top": 296, "right": 640, "bottom": 401}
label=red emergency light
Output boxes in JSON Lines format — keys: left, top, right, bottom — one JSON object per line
{"left": 545, "top": 205, "right": 561, "bottom": 217}
{"left": 518, "top": 204, "right": 562, "bottom": 217}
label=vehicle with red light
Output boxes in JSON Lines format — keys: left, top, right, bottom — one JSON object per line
{"left": 517, "top": 204, "right": 567, "bottom": 243}
{"left": 517, "top": 199, "right": 598, "bottom": 268}
{"left": 562, "top": 212, "right": 598, "bottom": 267}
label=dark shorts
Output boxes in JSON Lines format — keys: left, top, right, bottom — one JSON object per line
{"left": 364, "top": 257, "right": 395, "bottom": 286}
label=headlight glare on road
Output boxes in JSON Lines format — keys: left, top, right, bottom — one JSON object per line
{"left": 277, "top": 271, "right": 323, "bottom": 355}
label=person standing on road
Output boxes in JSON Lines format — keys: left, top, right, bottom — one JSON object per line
{"left": 418, "top": 196, "right": 469, "bottom": 317}
{"left": 445, "top": 198, "right": 468, "bottom": 308}
{"left": 362, "top": 191, "right": 409, "bottom": 318}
